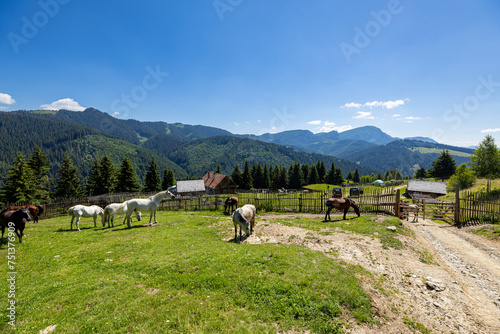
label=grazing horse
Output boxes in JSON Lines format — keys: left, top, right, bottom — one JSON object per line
{"left": 103, "top": 203, "right": 141, "bottom": 228}
{"left": 224, "top": 196, "right": 238, "bottom": 214}
{"left": 232, "top": 204, "right": 256, "bottom": 242}
{"left": 399, "top": 201, "right": 419, "bottom": 222}
{"left": 4, "top": 205, "right": 44, "bottom": 223}
{"left": 0, "top": 207, "right": 32, "bottom": 243}
{"left": 115, "top": 190, "right": 176, "bottom": 228}
{"left": 324, "top": 197, "right": 361, "bottom": 221}
{"left": 67, "top": 205, "right": 104, "bottom": 231}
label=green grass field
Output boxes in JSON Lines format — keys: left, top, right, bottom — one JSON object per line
{"left": 0, "top": 211, "right": 393, "bottom": 333}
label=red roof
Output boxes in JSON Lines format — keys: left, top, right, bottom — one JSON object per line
{"left": 203, "top": 172, "right": 237, "bottom": 190}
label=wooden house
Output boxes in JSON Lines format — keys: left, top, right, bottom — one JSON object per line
{"left": 203, "top": 172, "right": 238, "bottom": 194}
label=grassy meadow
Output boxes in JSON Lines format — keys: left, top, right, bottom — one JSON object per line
{"left": 0, "top": 210, "right": 407, "bottom": 333}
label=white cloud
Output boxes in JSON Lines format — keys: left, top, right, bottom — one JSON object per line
{"left": 392, "top": 114, "right": 401, "bottom": 117}
{"left": 307, "top": 120, "right": 322, "bottom": 125}
{"left": 234, "top": 122, "right": 240, "bottom": 126}
{"left": 481, "top": 128, "right": 500, "bottom": 133}
{"left": 343, "top": 99, "right": 409, "bottom": 110}
{"left": 0, "top": 93, "right": 15, "bottom": 105}
{"left": 40, "top": 98, "right": 85, "bottom": 111}
{"left": 0, "top": 106, "right": 8, "bottom": 110}
{"left": 317, "top": 121, "right": 352, "bottom": 133}
{"left": 343, "top": 102, "right": 362, "bottom": 108}
{"left": 353, "top": 111, "right": 375, "bottom": 119}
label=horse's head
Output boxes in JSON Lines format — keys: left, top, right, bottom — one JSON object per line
{"left": 20, "top": 207, "right": 32, "bottom": 221}
{"left": 167, "top": 190, "right": 176, "bottom": 199}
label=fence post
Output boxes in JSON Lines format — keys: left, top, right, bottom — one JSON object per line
{"left": 299, "top": 194, "right": 303, "bottom": 212}
{"left": 395, "top": 189, "right": 400, "bottom": 217}
{"left": 423, "top": 201, "right": 426, "bottom": 220}
{"left": 454, "top": 184, "right": 460, "bottom": 225}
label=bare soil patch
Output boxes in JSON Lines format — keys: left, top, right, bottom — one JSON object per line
{"left": 223, "top": 213, "right": 500, "bottom": 333}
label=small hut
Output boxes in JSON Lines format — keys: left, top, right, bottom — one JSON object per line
{"left": 406, "top": 180, "right": 447, "bottom": 200}
{"left": 176, "top": 180, "right": 206, "bottom": 197}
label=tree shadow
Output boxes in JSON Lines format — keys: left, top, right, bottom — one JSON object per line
{"left": 55, "top": 226, "right": 96, "bottom": 232}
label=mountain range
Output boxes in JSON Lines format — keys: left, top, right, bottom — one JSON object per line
{"left": 0, "top": 108, "right": 474, "bottom": 185}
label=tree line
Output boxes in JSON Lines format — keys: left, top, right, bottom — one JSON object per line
{"left": 0, "top": 146, "right": 177, "bottom": 204}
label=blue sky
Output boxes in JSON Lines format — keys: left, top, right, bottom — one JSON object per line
{"left": 1, "top": 0, "right": 499, "bottom": 147}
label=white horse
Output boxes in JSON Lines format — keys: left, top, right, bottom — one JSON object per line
{"left": 232, "top": 204, "right": 256, "bottom": 242}
{"left": 67, "top": 205, "right": 104, "bottom": 231}
{"left": 103, "top": 203, "right": 142, "bottom": 228}
{"left": 113, "top": 190, "right": 176, "bottom": 228}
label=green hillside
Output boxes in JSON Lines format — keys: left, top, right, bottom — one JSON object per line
{"left": 150, "top": 135, "right": 376, "bottom": 177}
{"left": 0, "top": 112, "right": 187, "bottom": 185}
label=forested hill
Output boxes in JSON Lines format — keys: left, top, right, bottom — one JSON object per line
{"left": 1, "top": 111, "right": 375, "bottom": 186}
{"left": 13, "top": 108, "right": 233, "bottom": 145}
{"left": 0, "top": 112, "right": 187, "bottom": 184}
{"left": 337, "top": 139, "right": 474, "bottom": 176}
{"left": 143, "top": 135, "right": 375, "bottom": 176}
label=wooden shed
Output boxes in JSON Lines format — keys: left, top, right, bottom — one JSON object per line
{"left": 176, "top": 180, "right": 206, "bottom": 196}
{"left": 203, "top": 172, "right": 238, "bottom": 195}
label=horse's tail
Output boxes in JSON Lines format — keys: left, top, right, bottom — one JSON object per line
{"left": 67, "top": 206, "right": 75, "bottom": 216}
{"left": 37, "top": 205, "right": 45, "bottom": 216}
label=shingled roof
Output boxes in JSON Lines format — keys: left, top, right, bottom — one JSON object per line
{"left": 177, "top": 180, "right": 206, "bottom": 194}
{"left": 407, "top": 180, "right": 447, "bottom": 196}
{"left": 203, "top": 172, "right": 238, "bottom": 194}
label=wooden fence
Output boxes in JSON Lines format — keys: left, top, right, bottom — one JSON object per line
{"left": 459, "top": 190, "right": 500, "bottom": 224}
{"left": 5, "top": 186, "right": 500, "bottom": 226}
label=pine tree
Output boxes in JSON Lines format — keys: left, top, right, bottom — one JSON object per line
{"left": 334, "top": 168, "right": 344, "bottom": 185}
{"left": 117, "top": 157, "right": 141, "bottom": 193}
{"left": 253, "top": 163, "right": 265, "bottom": 189}
{"left": 469, "top": 135, "right": 500, "bottom": 192}
{"left": 395, "top": 171, "right": 403, "bottom": 180}
{"left": 429, "top": 150, "right": 456, "bottom": 181}
{"left": 346, "top": 171, "right": 353, "bottom": 182}
{"left": 86, "top": 157, "right": 101, "bottom": 196}
{"left": 308, "top": 165, "right": 319, "bottom": 184}
{"left": 353, "top": 168, "right": 360, "bottom": 183}
{"left": 3, "top": 152, "right": 35, "bottom": 203}
{"left": 27, "top": 145, "right": 51, "bottom": 202}
{"left": 162, "top": 168, "right": 176, "bottom": 190}
{"left": 271, "top": 165, "right": 280, "bottom": 190}
{"left": 301, "top": 164, "right": 309, "bottom": 184}
{"left": 288, "top": 162, "right": 304, "bottom": 189}
{"left": 414, "top": 167, "right": 427, "bottom": 179}
{"left": 317, "top": 160, "right": 326, "bottom": 183}
{"left": 54, "top": 153, "right": 82, "bottom": 198}
{"left": 231, "top": 164, "right": 242, "bottom": 187}
{"left": 98, "top": 154, "right": 117, "bottom": 194}
{"left": 279, "top": 166, "right": 288, "bottom": 189}
{"left": 325, "top": 162, "right": 336, "bottom": 184}
{"left": 215, "top": 164, "right": 222, "bottom": 174}
{"left": 263, "top": 164, "right": 271, "bottom": 189}
{"left": 241, "top": 160, "right": 253, "bottom": 189}
{"left": 143, "top": 156, "right": 161, "bottom": 192}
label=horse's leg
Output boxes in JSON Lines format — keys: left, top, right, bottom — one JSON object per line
{"left": 343, "top": 208, "right": 348, "bottom": 220}
{"left": 70, "top": 215, "right": 74, "bottom": 231}
{"left": 93, "top": 215, "right": 97, "bottom": 228}
{"left": 76, "top": 216, "right": 81, "bottom": 231}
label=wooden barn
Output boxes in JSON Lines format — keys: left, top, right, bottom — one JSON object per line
{"left": 406, "top": 180, "right": 447, "bottom": 201}
{"left": 203, "top": 172, "right": 238, "bottom": 195}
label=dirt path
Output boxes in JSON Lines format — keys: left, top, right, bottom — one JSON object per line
{"left": 226, "top": 213, "right": 500, "bottom": 333}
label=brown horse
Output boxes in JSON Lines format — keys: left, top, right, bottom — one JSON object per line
{"left": 324, "top": 197, "right": 361, "bottom": 220}
{"left": 0, "top": 207, "right": 32, "bottom": 243}
{"left": 4, "top": 205, "right": 44, "bottom": 223}
{"left": 224, "top": 196, "right": 238, "bottom": 214}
